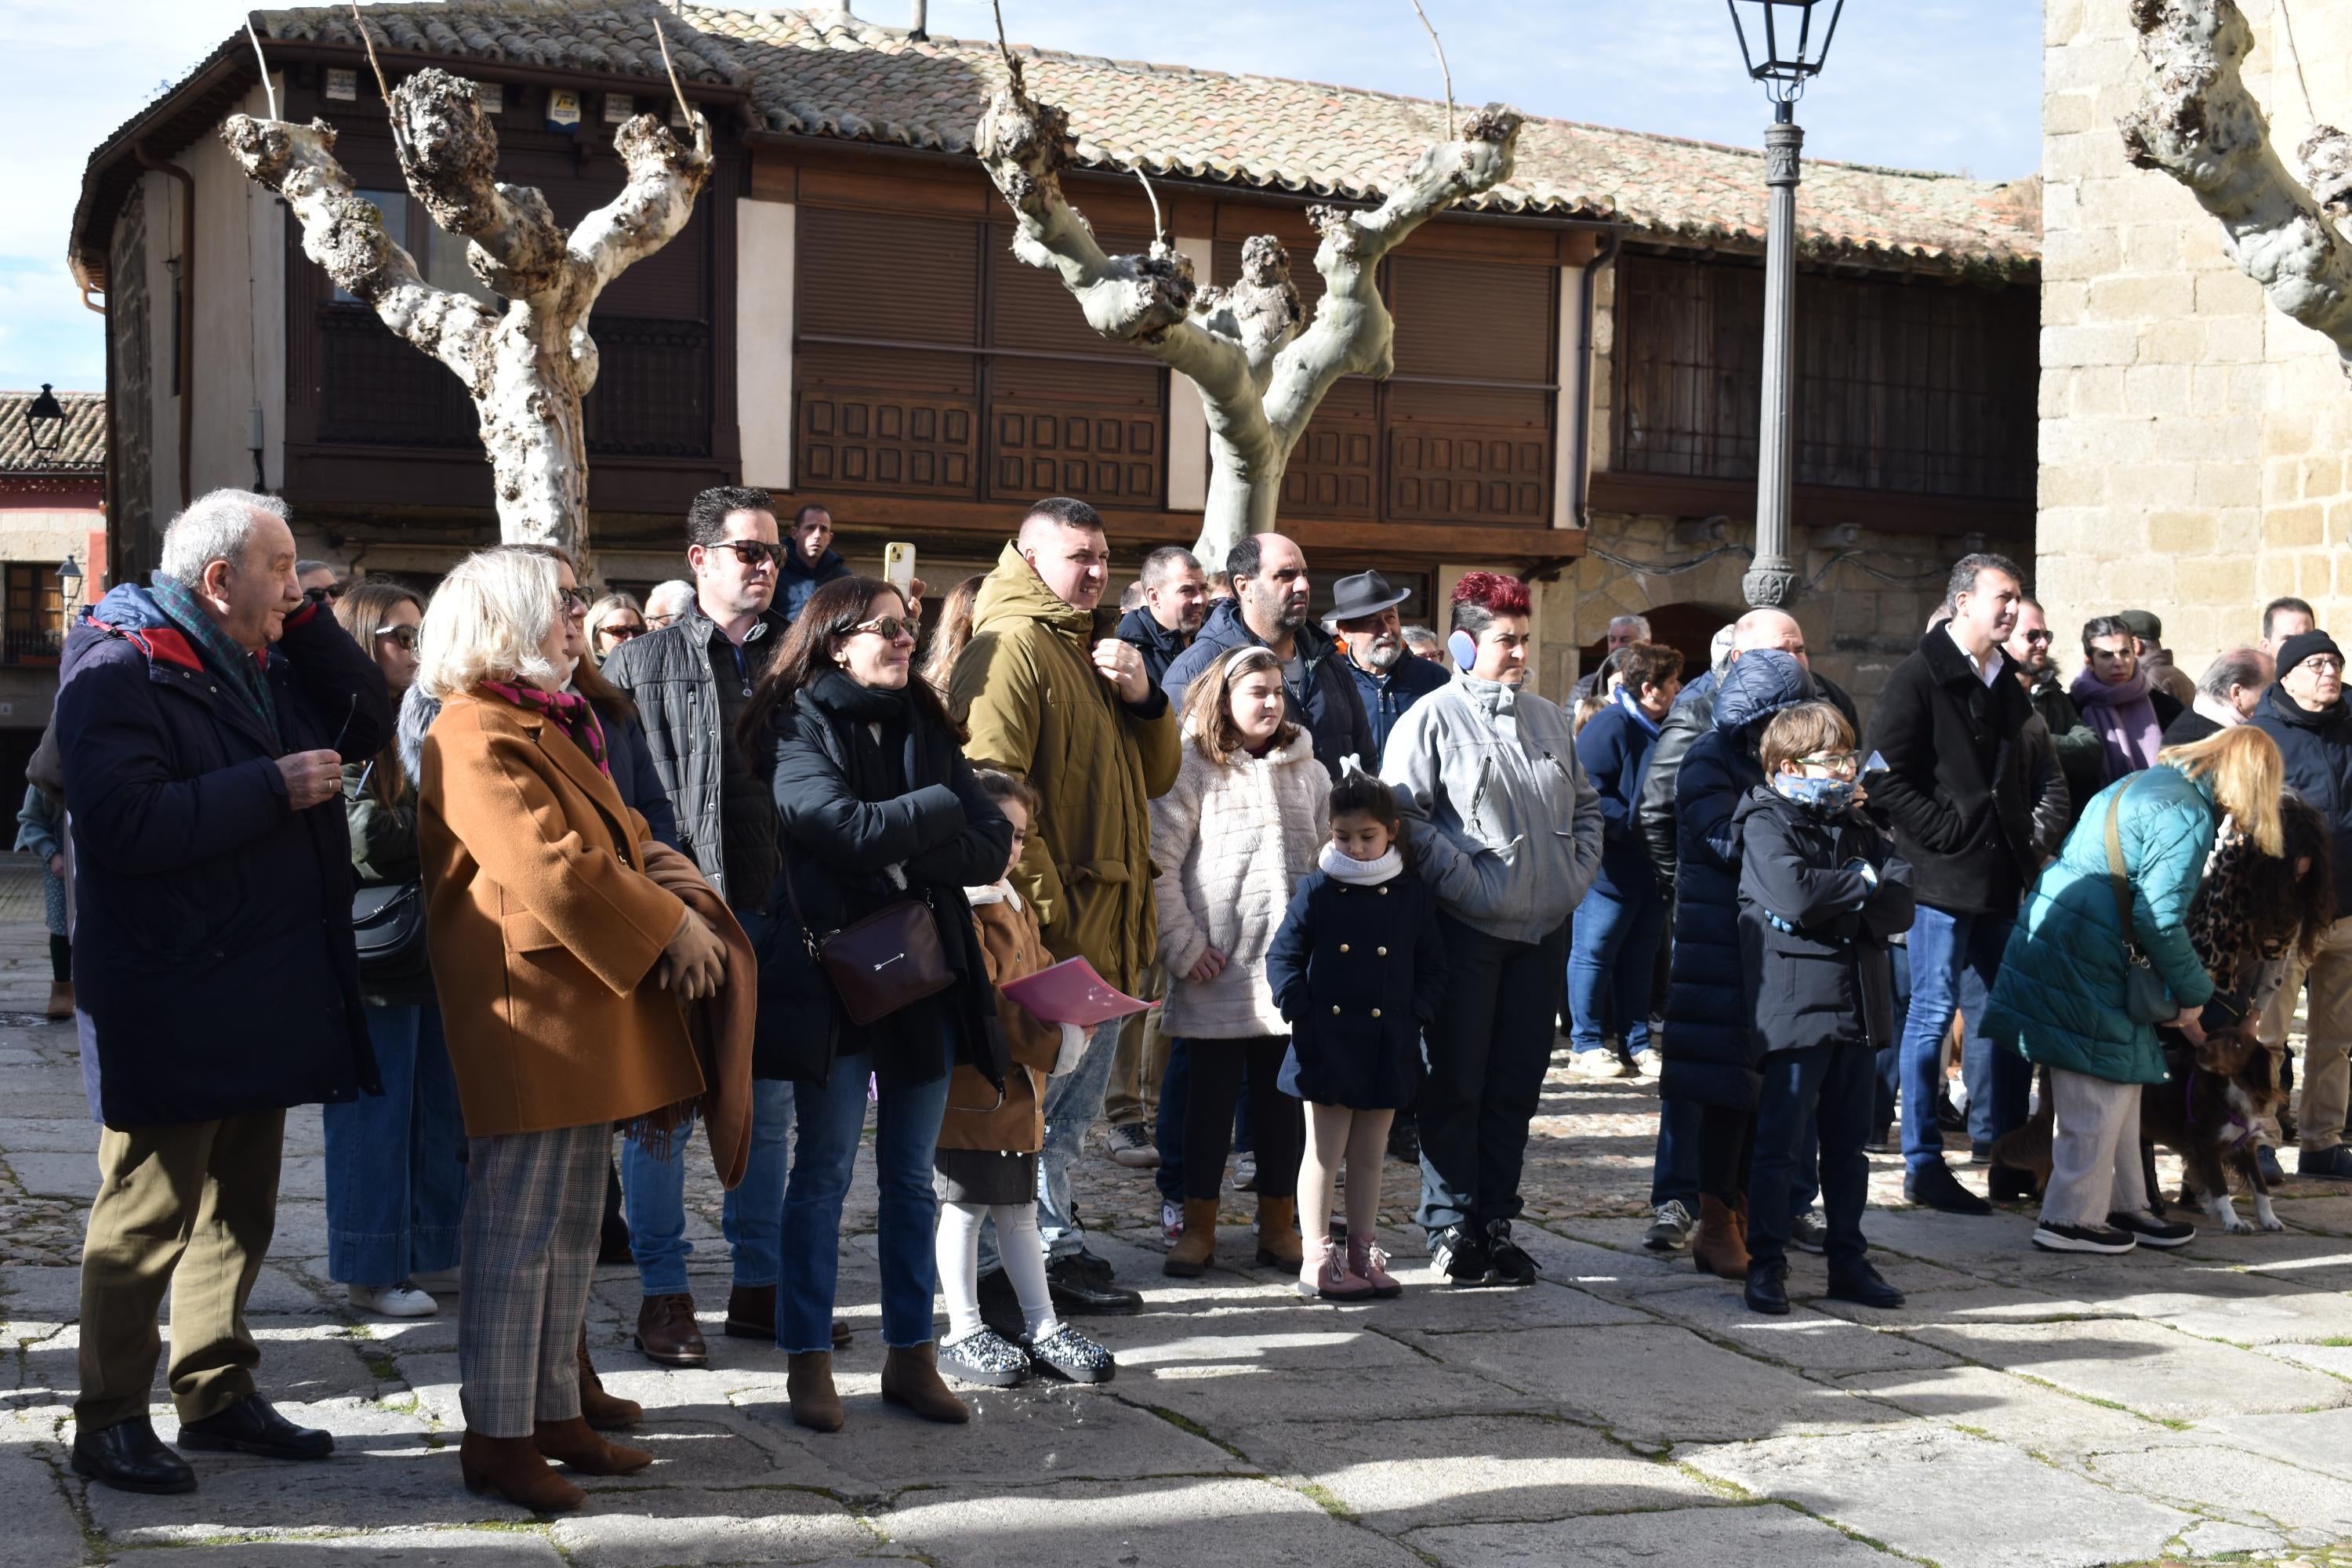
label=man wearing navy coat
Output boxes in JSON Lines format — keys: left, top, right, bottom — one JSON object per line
{"left": 60, "top": 488, "right": 389, "bottom": 1495}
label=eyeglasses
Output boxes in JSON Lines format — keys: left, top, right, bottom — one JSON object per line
{"left": 707, "top": 539, "right": 782, "bottom": 568}
{"left": 848, "top": 615, "right": 920, "bottom": 643}
{"left": 557, "top": 587, "right": 589, "bottom": 615}
{"left": 1796, "top": 752, "right": 1860, "bottom": 777}
{"left": 599, "top": 623, "right": 646, "bottom": 643}
{"left": 645, "top": 613, "right": 679, "bottom": 630}
{"left": 372, "top": 625, "right": 419, "bottom": 651}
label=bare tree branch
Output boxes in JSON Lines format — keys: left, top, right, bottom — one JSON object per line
{"left": 2122, "top": 0, "right": 2352, "bottom": 368}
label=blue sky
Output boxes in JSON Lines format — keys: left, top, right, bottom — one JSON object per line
{"left": 0, "top": 0, "right": 2041, "bottom": 394}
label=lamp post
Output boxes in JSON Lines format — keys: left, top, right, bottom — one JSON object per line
{"left": 57, "top": 554, "right": 82, "bottom": 609}
{"left": 1726, "top": 0, "right": 1842, "bottom": 609}
{"left": 24, "top": 385, "right": 67, "bottom": 456}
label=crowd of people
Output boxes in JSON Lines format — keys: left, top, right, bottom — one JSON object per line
{"left": 42, "top": 483, "right": 2347, "bottom": 1512}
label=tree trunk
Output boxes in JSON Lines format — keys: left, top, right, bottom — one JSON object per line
{"left": 221, "top": 66, "right": 712, "bottom": 554}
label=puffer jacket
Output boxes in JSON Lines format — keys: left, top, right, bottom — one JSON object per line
{"left": 1980, "top": 764, "right": 2220, "bottom": 1086}
{"left": 1638, "top": 665, "right": 1858, "bottom": 887}
{"left": 1735, "top": 787, "right": 1914, "bottom": 1057}
{"left": 1379, "top": 673, "right": 1604, "bottom": 946}
{"left": 950, "top": 543, "right": 1182, "bottom": 993}
{"left": 2249, "top": 682, "right": 2352, "bottom": 898}
{"left": 1657, "top": 650, "right": 1813, "bottom": 1110}
{"left": 1161, "top": 597, "right": 1375, "bottom": 778}
{"left": 1149, "top": 727, "right": 1330, "bottom": 1038}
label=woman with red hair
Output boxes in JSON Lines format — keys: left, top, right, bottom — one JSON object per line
{"left": 1377, "top": 573, "right": 1604, "bottom": 1287}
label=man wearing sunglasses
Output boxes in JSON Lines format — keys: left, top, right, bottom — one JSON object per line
{"left": 601, "top": 485, "right": 801, "bottom": 1370}
{"left": 2005, "top": 598, "right": 2103, "bottom": 830}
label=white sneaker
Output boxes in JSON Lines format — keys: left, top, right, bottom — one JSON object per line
{"left": 410, "top": 1267, "right": 460, "bottom": 1294}
{"left": 1161, "top": 1198, "right": 1182, "bottom": 1246}
{"left": 350, "top": 1282, "right": 438, "bottom": 1319}
{"left": 1234, "top": 1152, "right": 1259, "bottom": 1191}
{"left": 1629, "top": 1050, "right": 1662, "bottom": 1079}
{"left": 1106, "top": 1123, "right": 1161, "bottom": 1169}
{"left": 1570, "top": 1051, "right": 1633, "bottom": 1080}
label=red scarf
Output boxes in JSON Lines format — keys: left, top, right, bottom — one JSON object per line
{"left": 480, "top": 681, "right": 610, "bottom": 778}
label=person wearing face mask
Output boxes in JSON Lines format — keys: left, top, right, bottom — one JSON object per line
{"left": 749, "top": 575, "right": 1016, "bottom": 1432}
{"left": 1326, "top": 571, "right": 1447, "bottom": 768}
{"left": 1733, "top": 702, "right": 1915, "bottom": 1315}
{"left": 1160, "top": 533, "right": 1374, "bottom": 779}
{"left": 1380, "top": 572, "right": 1604, "bottom": 1287}
{"left": 1150, "top": 647, "right": 1330, "bottom": 1279}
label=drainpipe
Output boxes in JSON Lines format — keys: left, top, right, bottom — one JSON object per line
{"left": 135, "top": 143, "right": 195, "bottom": 514}
{"left": 1570, "top": 228, "right": 1623, "bottom": 529}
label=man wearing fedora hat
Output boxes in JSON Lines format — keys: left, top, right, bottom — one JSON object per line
{"left": 1328, "top": 570, "right": 1448, "bottom": 768}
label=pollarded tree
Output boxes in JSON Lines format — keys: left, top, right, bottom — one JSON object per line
{"left": 220, "top": 60, "right": 711, "bottom": 555}
{"left": 2123, "top": 0, "right": 2352, "bottom": 370}
{"left": 974, "top": 34, "right": 1523, "bottom": 568}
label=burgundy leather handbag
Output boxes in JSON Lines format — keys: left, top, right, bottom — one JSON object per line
{"left": 780, "top": 842, "right": 955, "bottom": 1027}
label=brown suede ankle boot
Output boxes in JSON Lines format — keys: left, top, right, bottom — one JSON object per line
{"left": 1692, "top": 1194, "right": 1752, "bottom": 1279}
{"left": 1164, "top": 1197, "right": 1220, "bottom": 1277}
{"left": 532, "top": 1414, "right": 651, "bottom": 1475}
{"left": 786, "top": 1350, "right": 844, "bottom": 1432}
{"left": 575, "top": 1330, "right": 641, "bottom": 1431}
{"left": 461, "top": 1431, "right": 586, "bottom": 1512}
{"left": 881, "top": 1343, "right": 970, "bottom": 1424}
{"left": 1254, "top": 1196, "right": 1304, "bottom": 1269}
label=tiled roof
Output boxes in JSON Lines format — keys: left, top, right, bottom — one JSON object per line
{"left": 183, "top": 5, "right": 2037, "bottom": 277}
{"left": 0, "top": 392, "right": 105, "bottom": 475}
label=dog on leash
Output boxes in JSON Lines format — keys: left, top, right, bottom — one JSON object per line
{"left": 1988, "top": 1026, "right": 2288, "bottom": 1235}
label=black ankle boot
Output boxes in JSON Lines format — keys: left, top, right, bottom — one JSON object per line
{"left": 1744, "top": 1259, "right": 1790, "bottom": 1316}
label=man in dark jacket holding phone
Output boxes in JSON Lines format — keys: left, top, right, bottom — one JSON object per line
{"left": 62, "top": 489, "right": 390, "bottom": 1495}
{"left": 1863, "top": 552, "right": 2056, "bottom": 1215}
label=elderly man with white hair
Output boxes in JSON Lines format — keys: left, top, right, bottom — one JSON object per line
{"left": 60, "top": 488, "right": 391, "bottom": 1494}
{"left": 1573, "top": 613, "right": 1653, "bottom": 702}
{"left": 641, "top": 579, "right": 695, "bottom": 631}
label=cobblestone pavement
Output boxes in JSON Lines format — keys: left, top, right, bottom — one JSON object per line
{"left": 6, "top": 864, "right": 2352, "bottom": 1566}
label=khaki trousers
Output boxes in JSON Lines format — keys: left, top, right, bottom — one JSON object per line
{"left": 1102, "top": 962, "right": 1170, "bottom": 1128}
{"left": 75, "top": 1109, "right": 285, "bottom": 1434}
{"left": 2258, "top": 913, "right": 2352, "bottom": 1152}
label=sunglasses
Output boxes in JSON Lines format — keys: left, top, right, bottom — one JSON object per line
{"left": 2020, "top": 630, "right": 2053, "bottom": 644}
{"left": 372, "top": 624, "right": 419, "bottom": 651}
{"left": 848, "top": 615, "right": 920, "bottom": 643}
{"left": 557, "top": 587, "right": 589, "bottom": 615}
{"left": 707, "top": 539, "right": 783, "bottom": 568}
{"left": 600, "top": 623, "right": 646, "bottom": 642}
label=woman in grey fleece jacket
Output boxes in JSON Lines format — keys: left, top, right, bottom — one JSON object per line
{"left": 1379, "top": 573, "right": 1604, "bottom": 1288}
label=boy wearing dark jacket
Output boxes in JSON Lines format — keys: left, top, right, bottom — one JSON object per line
{"left": 1736, "top": 702, "right": 1915, "bottom": 1317}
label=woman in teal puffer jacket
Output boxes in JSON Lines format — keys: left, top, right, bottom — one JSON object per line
{"left": 1981, "top": 726, "right": 2283, "bottom": 1256}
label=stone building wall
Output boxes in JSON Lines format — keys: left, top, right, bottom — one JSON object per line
{"left": 107, "top": 180, "right": 152, "bottom": 578}
{"left": 2041, "top": 0, "right": 2352, "bottom": 671}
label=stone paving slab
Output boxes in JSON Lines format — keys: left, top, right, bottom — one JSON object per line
{"left": 1408, "top": 1502, "right": 1897, "bottom": 1567}
{"left": 1905, "top": 1317, "right": 2352, "bottom": 1421}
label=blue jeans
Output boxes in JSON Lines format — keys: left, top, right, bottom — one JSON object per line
{"left": 1567, "top": 884, "right": 1667, "bottom": 1056}
{"left": 623, "top": 1077, "right": 793, "bottom": 1295}
{"left": 1650, "top": 1097, "right": 1700, "bottom": 1211}
{"left": 779, "top": 1047, "right": 951, "bottom": 1352}
{"left": 979, "top": 1014, "right": 1124, "bottom": 1274}
{"left": 1899, "top": 906, "right": 2027, "bottom": 1176}
{"left": 325, "top": 1004, "right": 466, "bottom": 1287}
{"left": 1750, "top": 1043, "right": 1873, "bottom": 1272}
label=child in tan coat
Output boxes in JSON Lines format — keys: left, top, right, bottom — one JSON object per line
{"left": 933, "top": 771, "right": 1117, "bottom": 1387}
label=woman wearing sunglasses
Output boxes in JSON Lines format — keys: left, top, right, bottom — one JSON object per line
{"left": 740, "top": 575, "right": 1013, "bottom": 1432}
{"left": 584, "top": 593, "right": 649, "bottom": 668}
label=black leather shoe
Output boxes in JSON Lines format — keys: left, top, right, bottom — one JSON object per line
{"left": 71, "top": 1418, "right": 195, "bottom": 1494}
{"left": 176, "top": 1395, "right": 333, "bottom": 1461}
{"left": 1744, "top": 1260, "right": 1791, "bottom": 1316}
{"left": 1825, "top": 1261, "right": 1906, "bottom": 1308}
{"left": 1904, "top": 1161, "right": 1994, "bottom": 1216}
{"left": 1483, "top": 1219, "right": 1540, "bottom": 1286}
{"left": 1063, "top": 1247, "right": 1116, "bottom": 1284}
{"left": 1045, "top": 1255, "right": 1142, "bottom": 1316}
{"left": 1987, "top": 1163, "right": 2040, "bottom": 1203}
{"left": 1386, "top": 1119, "right": 1421, "bottom": 1166}
{"left": 976, "top": 1265, "right": 1025, "bottom": 1340}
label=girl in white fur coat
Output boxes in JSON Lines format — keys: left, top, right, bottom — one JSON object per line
{"left": 1150, "top": 646, "right": 1331, "bottom": 1279}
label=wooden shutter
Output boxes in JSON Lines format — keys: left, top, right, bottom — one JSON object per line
{"left": 1387, "top": 256, "right": 1552, "bottom": 383}
{"left": 983, "top": 227, "right": 1163, "bottom": 506}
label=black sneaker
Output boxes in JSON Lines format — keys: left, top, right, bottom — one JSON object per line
{"left": 1484, "top": 1219, "right": 1540, "bottom": 1286}
{"left": 1936, "top": 1093, "right": 1966, "bottom": 1133}
{"left": 1904, "top": 1161, "right": 1994, "bottom": 1216}
{"left": 938, "top": 1327, "right": 1033, "bottom": 1387}
{"left": 1428, "top": 1222, "right": 1490, "bottom": 1287}
{"left": 2031, "top": 1221, "right": 2136, "bottom": 1254}
{"left": 1744, "top": 1259, "right": 1790, "bottom": 1316}
{"left": 1788, "top": 1208, "right": 1829, "bottom": 1255}
{"left": 1063, "top": 1247, "right": 1117, "bottom": 1284}
{"left": 1386, "top": 1119, "right": 1421, "bottom": 1166}
{"left": 2107, "top": 1210, "right": 2195, "bottom": 1249}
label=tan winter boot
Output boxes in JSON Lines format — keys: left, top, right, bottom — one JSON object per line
{"left": 1254, "top": 1195, "right": 1304, "bottom": 1270}
{"left": 1691, "top": 1194, "right": 1752, "bottom": 1279}
{"left": 1163, "top": 1197, "right": 1220, "bottom": 1277}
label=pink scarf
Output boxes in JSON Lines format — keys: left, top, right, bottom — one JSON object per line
{"left": 2070, "top": 666, "right": 2162, "bottom": 784}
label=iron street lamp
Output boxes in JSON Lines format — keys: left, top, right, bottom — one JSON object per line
{"left": 1725, "top": 0, "right": 1842, "bottom": 608}
{"left": 57, "top": 554, "right": 83, "bottom": 608}
{"left": 24, "top": 384, "right": 67, "bottom": 456}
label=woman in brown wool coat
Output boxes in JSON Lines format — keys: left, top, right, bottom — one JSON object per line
{"left": 417, "top": 546, "right": 735, "bottom": 1514}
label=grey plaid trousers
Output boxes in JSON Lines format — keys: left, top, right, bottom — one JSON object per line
{"left": 459, "top": 1121, "right": 608, "bottom": 1436}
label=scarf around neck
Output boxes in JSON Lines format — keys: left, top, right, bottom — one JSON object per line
{"left": 150, "top": 572, "right": 281, "bottom": 746}
{"left": 2070, "top": 666, "right": 2162, "bottom": 784}
{"left": 480, "top": 680, "right": 610, "bottom": 778}
{"left": 1320, "top": 840, "right": 1404, "bottom": 886}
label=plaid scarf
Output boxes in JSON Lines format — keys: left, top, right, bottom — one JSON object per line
{"left": 479, "top": 680, "right": 610, "bottom": 778}
{"left": 149, "top": 572, "right": 281, "bottom": 748}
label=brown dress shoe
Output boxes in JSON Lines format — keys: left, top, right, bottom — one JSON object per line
{"left": 532, "top": 1415, "right": 652, "bottom": 1476}
{"left": 786, "top": 1350, "right": 844, "bottom": 1432}
{"left": 461, "top": 1430, "right": 586, "bottom": 1513}
{"left": 881, "top": 1342, "right": 970, "bottom": 1424}
{"left": 832, "top": 1319, "right": 852, "bottom": 1350}
{"left": 1254, "top": 1195, "right": 1304, "bottom": 1269}
{"left": 575, "top": 1330, "right": 641, "bottom": 1430}
{"left": 633, "top": 1293, "right": 706, "bottom": 1367}
{"left": 1692, "top": 1194, "right": 1752, "bottom": 1279}
{"left": 724, "top": 1283, "right": 775, "bottom": 1339}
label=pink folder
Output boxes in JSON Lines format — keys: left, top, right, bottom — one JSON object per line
{"left": 1000, "top": 956, "right": 1153, "bottom": 1029}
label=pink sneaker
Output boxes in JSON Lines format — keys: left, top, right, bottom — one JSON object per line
{"left": 1298, "top": 1237, "right": 1374, "bottom": 1300}
{"left": 1349, "top": 1236, "right": 1404, "bottom": 1298}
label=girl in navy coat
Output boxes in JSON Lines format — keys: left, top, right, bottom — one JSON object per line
{"left": 1267, "top": 771, "right": 1446, "bottom": 1300}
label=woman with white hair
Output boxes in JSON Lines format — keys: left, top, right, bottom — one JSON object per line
{"left": 416, "top": 546, "right": 731, "bottom": 1512}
